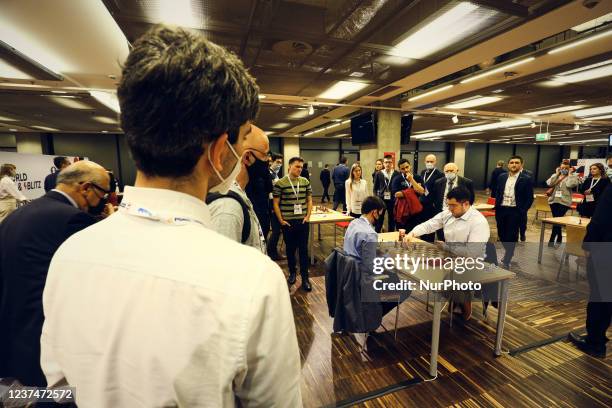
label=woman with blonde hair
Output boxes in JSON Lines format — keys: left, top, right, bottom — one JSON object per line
{"left": 0, "top": 163, "right": 27, "bottom": 222}
{"left": 345, "top": 162, "right": 367, "bottom": 218}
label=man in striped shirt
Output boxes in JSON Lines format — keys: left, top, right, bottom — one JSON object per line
{"left": 273, "top": 157, "right": 313, "bottom": 291}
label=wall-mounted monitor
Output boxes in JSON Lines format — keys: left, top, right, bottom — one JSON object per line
{"left": 401, "top": 114, "right": 413, "bottom": 144}
{"left": 350, "top": 112, "right": 377, "bottom": 145}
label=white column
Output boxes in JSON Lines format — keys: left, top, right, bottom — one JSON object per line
{"left": 452, "top": 142, "right": 466, "bottom": 177}
{"left": 283, "top": 137, "right": 300, "bottom": 172}
{"left": 360, "top": 109, "right": 401, "bottom": 193}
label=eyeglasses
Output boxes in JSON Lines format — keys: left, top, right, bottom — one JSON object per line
{"left": 89, "top": 182, "right": 112, "bottom": 200}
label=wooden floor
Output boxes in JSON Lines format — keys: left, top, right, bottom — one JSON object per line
{"left": 277, "top": 192, "right": 611, "bottom": 408}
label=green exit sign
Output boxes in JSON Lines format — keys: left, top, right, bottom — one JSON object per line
{"left": 535, "top": 132, "right": 551, "bottom": 141}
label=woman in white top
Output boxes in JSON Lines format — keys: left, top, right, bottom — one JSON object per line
{"left": 345, "top": 163, "right": 368, "bottom": 218}
{"left": 0, "top": 163, "right": 27, "bottom": 223}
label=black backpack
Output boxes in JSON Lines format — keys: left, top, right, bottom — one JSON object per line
{"left": 206, "top": 191, "right": 251, "bottom": 244}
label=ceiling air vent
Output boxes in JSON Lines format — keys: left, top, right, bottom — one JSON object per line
{"left": 368, "top": 85, "right": 401, "bottom": 97}
{"left": 272, "top": 40, "right": 313, "bottom": 57}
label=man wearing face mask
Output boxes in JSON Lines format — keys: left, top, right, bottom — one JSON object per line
{"left": 39, "top": 26, "right": 302, "bottom": 407}
{"left": 433, "top": 163, "right": 475, "bottom": 213}
{"left": 208, "top": 125, "right": 270, "bottom": 253}
{"left": 419, "top": 154, "right": 444, "bottom": 242}
{"left": 0, "top": 160, "right": 112, "bottom": 387}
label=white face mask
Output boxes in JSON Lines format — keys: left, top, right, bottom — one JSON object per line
{"left": 607, "top": 167, "right": 612, "bottom": 178}
{"left": 445, "top": 172, "right": 457, "bottom": 181}
{"left": 425, "top": 163, "right": 434, "bottom": 170}
{"left": 208, "top": 140, "right": 242, "bottom": 195}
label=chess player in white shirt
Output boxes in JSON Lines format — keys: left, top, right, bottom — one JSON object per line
{"left": 41, "top": 25, "right": 301, "bottom": 408}
{"left": 405, "top": 186, "right": 490, "bottom": 319}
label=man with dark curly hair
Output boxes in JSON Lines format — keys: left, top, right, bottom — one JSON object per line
{"left": 40, "top": 25, "right": 302, "bottom": 407}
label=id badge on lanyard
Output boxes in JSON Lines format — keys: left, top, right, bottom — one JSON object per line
{"left": 294, "top": 204, "right": 303, "bottom": 215}
{"left": 288, "top": 178, "right": 302, "bottom": 215}
{"left": 555, "top": 189, "right": 563, "bottom": 198}
{"left": 585, "top": 194, "right": 594, "bottom": 202}
{"left": 383, "top": 175, "right": 391, "bottom": 200}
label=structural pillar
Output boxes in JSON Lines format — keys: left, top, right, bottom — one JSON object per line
{"left": 360, "top": 102, "right": 401, "bottom": 194}
{"left": 283, "top": 137, "right": 300, "bottom": 172}
{"left": 451, "top": 142, "right": 466, "bottom": 177}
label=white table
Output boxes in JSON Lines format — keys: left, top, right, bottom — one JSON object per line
{"left": 308, "top": 210, "right": 353, "bottom": 264}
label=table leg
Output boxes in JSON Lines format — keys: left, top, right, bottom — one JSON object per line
{"left": 430, "top": 291, "right": 442, "bottom": 377}
{"left": 310, "top": 222, "right": 315, "bottom": 265}
{"left": 538, "top": 222, "right": 546, "bottom": 264}
{"left": 494, "top": 280, "right": 509, "bottom": 356}
{"left": 318, "top": 224, "right": 322, "bottom": 241}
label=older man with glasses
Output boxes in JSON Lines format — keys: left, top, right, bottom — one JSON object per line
{"left": 0, "top": 160, "right": 113, "bottom": 387}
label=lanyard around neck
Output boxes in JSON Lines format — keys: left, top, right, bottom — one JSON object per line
{"left": 119, "top": 201, "right": 205, "bottom": 227}
{"left": 288, "top": 177, "right": 300, "bottom": 198}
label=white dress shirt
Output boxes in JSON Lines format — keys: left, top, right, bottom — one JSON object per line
{"left": 41, "top": 186, "right": 302, "bottom": 408}
{"left": 0, "top": 175, "right": 27, "bottom": 201}
{"left": 410, "top": 207, "right": 490, "bottom": 257}
{"left": 345, "top": 178, "right": 367, "bottom": 215}
{"left": 501, "top": 173, "right": 519, "bottom": 207}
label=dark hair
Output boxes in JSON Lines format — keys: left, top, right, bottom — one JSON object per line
{"left": 362, "top": 195, "right": 385, "bottom": 214}
{"left": 117, "top": 25, "right": 260, "bottom": 178}
{"left": 398, "top": 158, "right": 410, "bottom": 166}
{"left": 606, "top": 154, "right": 612, "bottom": 161}
{"left": 340, "top": 156, "right": 348, "bottom": 164}
{"left": 53, "top": 156, "right": 67, "bottom": 168}
{"left": 508, "top": 155, "right": 523, "bottom": 164}
{"left": 561, "top": 159, "right": 570, "bottom": 166}
{"left": 446, "top": 186, "right": 471, "bottom": 203}
{"left": 376, "top": 158, "right": 383, "bottom": 163}
{"left": 384, "top": 154, "right": 393, "bottom": 160}
{"left": 288, "top": 156, "right": 304, "bottom": 165}
{"left": 271, "top": 152, "right": 283, "bottom": 161}
{"left": 590, "top": 162, "right": 605, "bottom": 176}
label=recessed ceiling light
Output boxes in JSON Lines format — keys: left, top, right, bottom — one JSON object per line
{"left": 548, "top": 29, "right": 612, "bottom": 54}
{"left": 92, "top": 116, "right": 117, "bottom": 124}
{"left": 0, "top": 115, "right": 17, "bottom": 122}
{"left": 573, "top": 105, "right": 612, "bottom": 118}
{"left": 31, "top": 125, "right": 59, "bottom": 131}
{"left": 537, "top": 80, "right": 566, "bottom": 88}
{"left": 318, "top": 81, "right": 368, "bottom": 100}
{"left": 258, "top": 94, "right": 266, "bottom": 99}
{"left": 101, "top": 130, "right": 108, "bottom": 133}
{"left": 414, "top": 118, "right": 532, "bottom": 139}
{"left": 451, "top": 115, "right": 459, "bottom": 124}
{"left": 48, "top": 96, "right": 91, "bottom": 109}
{"left": 524, "top": 105, "right": 586, "bottom": 116}
{"left": 553, "top": 59, "right": 612, "bottom": 83}
{"left": 308, "top": 105, "right": 315, "bottom": 115}
{"left": 270, "top": 122, "right": 290, "bottom": 129}
{"left": 468, "top": 111, "right": 477, "bottom": 114}
{"left": 408, "top": 84, "right": 454, "bottom": 102}
{"left": 389, "top": 2, "right": 497, "bottom": 60}
{"left": 9, "top": 128, "right": 17, "bottom": 131}
{"left": 444, "top": 95, "right": 502, "bottom": 109}
{"left": 572, "top": 13, "right": 612, "bottom": 32}
{"left": 51, "top": 90, "right": 68, "bottom": 94}
{"left": 584, "top": 114, "right": 612, "bottom": 120}
{"left": 491, "top": 89, "right": 504, "bottom": 93}
{"left": 460, "top": 57, "right": 535, "bottom": 84}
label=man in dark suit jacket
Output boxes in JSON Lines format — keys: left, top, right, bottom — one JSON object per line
{"left": 569, "top": 183, "right": 612, "bottom": 358}
{"left": 44, "top": 156, "right": 70, "bottom": 192}
{"left": 433, "top": 163, "right": 475, "bottom": 213}
{"left": 419, "top": 154, "right": 445, "bottom": 242}
{"left": 518, "top": 165, "right": 535, "bottom": 241}
{"left": 0, "top": 160, "right": 112, "bottom": 386}
{"left": 487, "top": 160, "right": 506, "bottom": 197}
{"left": 373, "top": 155, "right": 399, "bottom": 232}
{"left": 494, "top": 155, "right": 534, "bottom": 268}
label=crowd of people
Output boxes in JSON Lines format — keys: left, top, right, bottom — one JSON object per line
{"left": 0, "top": 24, "right": 611, "bottom": 406}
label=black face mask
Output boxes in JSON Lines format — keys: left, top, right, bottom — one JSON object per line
{"left": 88, "top": 196, "right": 107, "bottom": 216}
{"left": 247, "top": 155, "right": 271, "bottom": 181}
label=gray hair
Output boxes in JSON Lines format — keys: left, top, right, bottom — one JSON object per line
{"left": 56, "top": 162, "right": 107, "bottom": 186}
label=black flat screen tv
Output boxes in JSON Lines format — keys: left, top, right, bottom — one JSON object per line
{"left": 351, "top": 112, "right": 377, "bottom": 145}
{"left": 401, "top": 114, "right": 413, "bottom": 144}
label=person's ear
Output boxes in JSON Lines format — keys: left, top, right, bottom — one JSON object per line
{"left": 208, "top": 133, "right": 229, "bottom": 173}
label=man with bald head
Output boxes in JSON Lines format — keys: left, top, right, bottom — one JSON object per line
{"left": 419, "top": 154, "right": 444, "bottom": 242}
{"left": 0, "top": 160, "right": 113, "bottom": 386}
{"left": 208, "top": 125, "right": 270, "bottom": 252}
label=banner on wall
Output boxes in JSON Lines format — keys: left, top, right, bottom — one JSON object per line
{"left": 0, "top": 152, "right": 84, "bottom": 200}
{"left": 383, "top": 151, "right": 396, "bottom": 168}
{"left": 576, "top": 158, "right": 607, "bottom": 177}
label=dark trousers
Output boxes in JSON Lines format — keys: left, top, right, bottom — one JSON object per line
{"left": 267, "top": 211, "right": 282, "bottom": 258}
{"left": 322, "top": 183, "right": 331, "bottom": 202}
{"left": 519, "top": 210, "right": 527, "bottom": 239}
{"left": 349, "top": 212, "right": 361, "bottom": 219}
{"left": 333, "top": 183, "right": 346, "bottom": 211}
{"left": 375, "top": 199, "right": 395, "bottom": 232}
{"left": 549, "top": 203, "right": 569, "bottom": 243}
{"left": 255, "top": 208, "right": 270, "bottom": 239}
{"left": 282, "top": 219, "right": 310, "bottom": 277}
{"left": 495, "top": 206, "right": 522, "bottom": 264}
{"left": 586, "top": 301, "right": 611, "bottom": 348}
{"left": 418, "top": 205, "right": 437, "bottom": 242}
